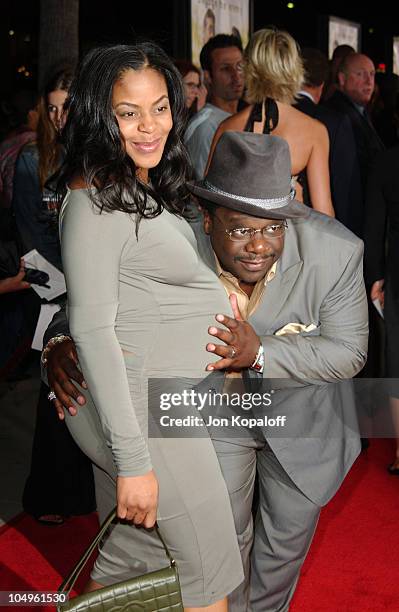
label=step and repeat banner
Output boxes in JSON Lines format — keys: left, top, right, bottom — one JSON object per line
{"left": 191, "top": 0, "right": 250, "bottom": 66}
{"left": 328, "top": 15, "right": 361, "bottom": 58}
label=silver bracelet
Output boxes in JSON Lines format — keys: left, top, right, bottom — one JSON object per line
{"left": 250, "top": 344, "right": 265, "bottom": 373}
{"left": 41, "top": 334, "right": 72, "bottom": 368}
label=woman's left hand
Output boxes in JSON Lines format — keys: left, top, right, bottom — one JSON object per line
{"left": 116, "top": 470, "right": 159, "bottom": 528}
{"left": 206, "top": 294, "right": 261, "bottom": 371}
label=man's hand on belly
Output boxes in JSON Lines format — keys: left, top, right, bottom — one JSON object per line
{"left": 206, "top": 294, "right": 261, "bottom": 371}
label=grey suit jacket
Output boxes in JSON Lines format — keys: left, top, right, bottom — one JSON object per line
{"left": 194, "top": 208, "right": 368, "bottom": 505}
{"left": 45, "top": 209, "right": 368, "bottom": 506}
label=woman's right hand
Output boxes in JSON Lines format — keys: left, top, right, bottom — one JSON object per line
{"left": 116, "top": 470, "right": 159, "bottom": 528}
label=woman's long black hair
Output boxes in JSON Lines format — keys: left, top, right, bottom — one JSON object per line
{"left": 57, "top": 42, "right": 191, "bottom": 220}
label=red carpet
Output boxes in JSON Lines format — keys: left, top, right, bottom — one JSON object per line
{"left": 0, "top": 439, "right": 398, "bottom": 611}
{"left": 291, "top": 439, "right": 399, "bottom": 611}
{"left": 0, "top": 513, "right": 99, "bottom": 612}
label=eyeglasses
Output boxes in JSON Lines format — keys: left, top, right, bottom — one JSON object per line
{"left": 214, "top": 216, "right": 288, "bottom": 242}
{"left": 184, "top": 81, "right": 200, "bottom": 90}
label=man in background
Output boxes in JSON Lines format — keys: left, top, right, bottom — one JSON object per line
{"left": 326, "top": 52, "right": 384, "bottom": 205}
{"left": 185, "top": 34, "right": 244, "bottom": 178}
{"left": 323, "top": 43, "right": 355, "bottom": 101}
{"left": 327, "top": 52, "right": 385, "bottom": 387}
{"left": 0, "top": 90, "right": 38, "bottom": 209}
{"left": 294, "top": 48, "right": 362, "bottom": 235}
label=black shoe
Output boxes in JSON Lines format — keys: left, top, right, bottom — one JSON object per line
{"left": 387, "top": 464, "right": 399, "bottom": 475}
{"left": 360, "top": 437, "right": 370, "bottom": 451}
{"left": 35, "top": 514, "right": 65, "bottom": 526}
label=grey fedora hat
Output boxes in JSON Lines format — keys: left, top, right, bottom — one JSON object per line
{"left": 187, "top": 131, "right": 309, "bottom": 219}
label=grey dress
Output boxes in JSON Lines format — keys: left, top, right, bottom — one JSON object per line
{"left": 59, "top": 188, "right": 243, "bottom": 607}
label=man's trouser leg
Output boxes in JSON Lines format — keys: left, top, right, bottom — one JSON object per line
{"left": 250, "top": 444, "right": 321, "bottom": 612}
{"left": 212, "top": 437, "right": 262, "bottom": 612}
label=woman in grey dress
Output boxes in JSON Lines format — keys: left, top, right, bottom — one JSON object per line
{"left": 56, "top": 44, "right": 243, "bottom": 610}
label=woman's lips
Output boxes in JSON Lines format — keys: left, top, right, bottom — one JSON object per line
{"left": 132, "top": 138, "right": 161, "bottom": 153}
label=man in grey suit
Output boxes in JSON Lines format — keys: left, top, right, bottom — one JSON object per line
{"left": 43, "top": 132, "right": 368, "bottom": 611}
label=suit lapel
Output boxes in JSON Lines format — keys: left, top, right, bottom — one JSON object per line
{"left": 362, "top": 110, "right": 385, "bottom": 150}
{"left": 191, "top": 219, "right": 218, "bottom": 272}
{"left": 249, "top": 222, "right": 303, "bottom": 332}
{"left": 341, "top": 93, "right": 384, "bottom": 151}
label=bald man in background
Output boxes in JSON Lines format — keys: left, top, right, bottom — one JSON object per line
{"left": 326, "top": 52, "right": 384, "bottom": 204}
{"left": 294, "top": 48, "right": 362, "bottom": 235}
{"left": 327, "top": 52, "right": 385, "bottom": 387}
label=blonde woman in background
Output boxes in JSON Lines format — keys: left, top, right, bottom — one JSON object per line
{"left": 207, "top": 27, "right": 335, "bottom": 217}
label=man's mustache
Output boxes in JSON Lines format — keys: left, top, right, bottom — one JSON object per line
{"left": 234, "top": 254, "right": 275, "bottom": 262}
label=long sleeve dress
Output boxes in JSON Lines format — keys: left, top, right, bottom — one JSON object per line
{"left": 59, "top": 187, "right": 243, "bottom": 606}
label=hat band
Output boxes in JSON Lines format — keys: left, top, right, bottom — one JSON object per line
{"left": 203, "top": 180, "right": 295, "bottom": 210}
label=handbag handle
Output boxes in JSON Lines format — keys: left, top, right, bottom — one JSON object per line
{"left": 58, "top": 508, "right": 176, "bottom": 597}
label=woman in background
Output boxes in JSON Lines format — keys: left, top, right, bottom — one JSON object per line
{"left": 12, "top": 68, "right": 74, "bottom": 268}
{"left": 208, "top": 27, "right": 335, "bottom": 217}
{"left": 21, "top": 67, "right": 95, "bottom": 525}
{"left": 175, "top": 59, "right": 206, "bottom": 120}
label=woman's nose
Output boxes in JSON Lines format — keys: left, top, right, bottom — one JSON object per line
{"left": 55, "top": 109, "right": 64, "bottom": 130}
{"left": 138, "top": 112, "right": 155, "bottom": 132}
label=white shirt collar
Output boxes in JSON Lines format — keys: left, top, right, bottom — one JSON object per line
{"left": 298, "top": 90, "right": 315, "bottom": 103}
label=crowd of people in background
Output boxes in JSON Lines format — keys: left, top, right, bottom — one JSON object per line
{"left": 1, "top": 22, "right": 399, "bottom": 611}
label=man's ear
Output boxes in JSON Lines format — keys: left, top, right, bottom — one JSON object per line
{"left": 337, "top": 70, "right": 346, "bottom": 89}
{"left": 203, "top": 69, "right": 212, "bottom": 92}
{"left": 314, "top": 83, "right": 324, "bottom": 104}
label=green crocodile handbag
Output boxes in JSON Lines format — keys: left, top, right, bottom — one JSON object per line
{"left": 57, "top": 508, "right": 183, "bottom": 611}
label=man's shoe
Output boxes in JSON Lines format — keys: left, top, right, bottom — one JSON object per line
{"left": 360, "top": 437, "right": 370, "bottom": 451}
{"left": 387, "top": 464, "right": 399, "bottom": 475}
